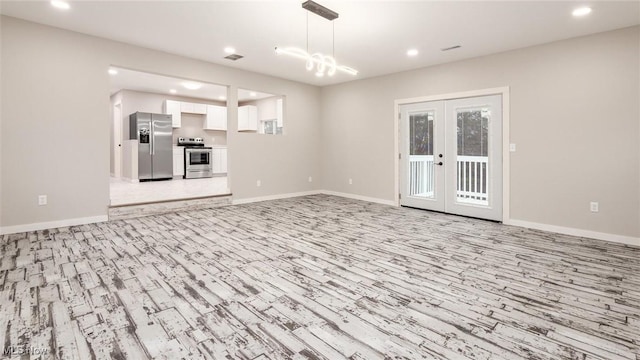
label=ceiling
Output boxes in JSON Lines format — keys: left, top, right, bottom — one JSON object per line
{"left": 1, "top": 1, "right": 639, "bottom": 86}
{"left": 108, "top": 66, "right": 275, "bottom": 101}
{"left": 109, "top": 67, "right": 228, "bottom": 101}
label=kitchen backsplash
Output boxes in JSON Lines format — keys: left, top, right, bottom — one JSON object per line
{"left": 173, "top": 113, "right": 227, "bottom": 146}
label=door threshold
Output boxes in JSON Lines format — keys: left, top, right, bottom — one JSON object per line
{"left": 109, "top": 193, "right": 232, "bottom": 208}
{"left": 400, "top": 205, "right": 502, "bottom": 223}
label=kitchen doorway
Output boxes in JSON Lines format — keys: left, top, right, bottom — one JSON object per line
{"left": 396, "top": 88, "right": 509, "bottom": 222}
{"left": 108, "top": 66, "right": 231, "bottom": 207}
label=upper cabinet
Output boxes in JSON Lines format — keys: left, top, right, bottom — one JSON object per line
{"left": 237, "top": 88, "right": 285, "bottom": 135}
{"left": 164, "top": 100, "right": 227, "bottom": 130}
{"left": 204, "top": 105, "right": 227, "bottom": 131}
{"left": 181, "top": 102, "right": 207, "bottom": 115}
{"left": 163, "top": 100, "right": 182, "bottom": 128}
{"left": 238, "top": 105, "right": 258, "bottom": 131}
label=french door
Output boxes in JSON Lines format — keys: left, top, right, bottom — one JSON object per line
{"left": 399, "top": 95, "right": 502, "bottom": 221}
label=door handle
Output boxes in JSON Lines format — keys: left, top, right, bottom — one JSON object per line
{"left": 150, "top": 121, "right": 155, "bottom": 155}
{"left": 435, "top": 162, "right": 443, "bottom": 166}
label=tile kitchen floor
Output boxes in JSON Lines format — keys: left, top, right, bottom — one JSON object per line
{"left": 109, "top": 176, "right": 230, "bottom": 206}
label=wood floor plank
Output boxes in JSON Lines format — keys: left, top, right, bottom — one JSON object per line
{"left": 1, "top": 194, "right": 639, "bottom": 359}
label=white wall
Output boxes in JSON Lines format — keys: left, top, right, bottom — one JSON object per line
{"left": 0, "top": 16, "right": 321, "bottom": 231}
{"left": 2, "top": 15, "right": 638, "bottom": 242}
{"left": 320, "top": 26, "right": 640, "bottom": 239}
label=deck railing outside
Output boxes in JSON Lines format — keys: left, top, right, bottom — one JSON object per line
{"left": 409, "top": 155, "right": 489, "bottom": 205}
{"left": 409, "top": 155, "right": 434, "bottom": 197}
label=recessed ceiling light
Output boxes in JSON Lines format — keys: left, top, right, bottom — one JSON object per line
{"left": 572, "top": 7, "right": 592, "bottom": 17}
{"left": 407, "top": 49, "right": 419, "bottom": 57}
{"left": 51, "top": 0, "right": 70, "bottom": 10}
{"left": 249, "top": 92, "right": 257, "bottom": 97}
{"left": 108, "top": 68, "right": 118, "bottom": 75}
{"left": 224, "top": 47, "right": 236, "bottom": 54}
{"left": 218, "top": 95, "right": 226, "bottom": 100}
{"left": 182, "top": 82, "right": 202, "bottom": 90}
{"left": 169, "top": 89, "right": 177, "bottom": 94}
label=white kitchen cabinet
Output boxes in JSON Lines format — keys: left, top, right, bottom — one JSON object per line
{"left": 276, "top": 98, "right": 283, "bottom": 127}
{"left": 238, "top": 105, "right": 258, "bottom": 131}
{"left": 211, "top": 147, "right": 227, "bottom": 174}
{"left": 211, "top": 149, "right": 220, "bottom": 174}
{"left": 193, "top": 103, "right": 207, "bottom": 114}
{"left": 180, "top": 102, "right": 207, "bottom": 115}
{"left": 218, "top": 148, "right": 227, "bottom": 174}
{"left": 163, "top": 100, "right": 182, "bottom": 128}
{"left": 220, "top": 148, "right": 227, "bottom": 173}
{"left": 172, "top": 147, "right": 184, "bottom": 177}
{"left": 180, "top": 102, "right": 193, "bottom": 114}
{"left": 204, "top": 105, "right": 227, "bottom": 131}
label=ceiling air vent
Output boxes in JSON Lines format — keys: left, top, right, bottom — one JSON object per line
{"left": 224, "top": 54, "right": 244, "bottom": 61}
{"left": 441, "top": 45, "right": 461, "bottom": 52}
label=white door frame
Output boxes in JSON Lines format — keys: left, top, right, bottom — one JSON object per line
{"left": 394, "top": 87, "right": 510, "bottom": 224}
{"left": 112, "top": 102, "right": 123, "bottom": 178}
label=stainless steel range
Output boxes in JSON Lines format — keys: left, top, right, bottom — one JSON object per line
{"left": 177, "top": 137, "right": 213, "bottom": 179}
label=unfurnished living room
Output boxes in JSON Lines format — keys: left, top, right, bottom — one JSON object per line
{"left": 0, "top": 1, "right": 639, "bottom": 359}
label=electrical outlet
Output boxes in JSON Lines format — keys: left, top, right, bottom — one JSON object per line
{"left": 38, "top": 195, "right": 47, "bottom": 206}
{"left": 256, "top": 180, "right": 261, "bottom": 187}
{"left": 590, "top": 202, "right": 599, "bottom": 212}
{"left": 509, "top": 143, "right": 516, "bottom": 152}
{"left": 308, "top": 176, "right": 313, "bottom": 183}
{"left": 349, "top": 178, "right": 353, "bottom": 185}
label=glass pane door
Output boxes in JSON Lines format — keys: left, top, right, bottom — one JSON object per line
{"left": 445, "top": 95, "right": 502, "bottom": 221}
{"left": 400, "top": 101, "right": 445, "bottom": 212}
{"left": 409, "top": 111, "right": 435, "bottom": 199}
{"left": 401, "top": 95, "right": 502, "bottom": 221}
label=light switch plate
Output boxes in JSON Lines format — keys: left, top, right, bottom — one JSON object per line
{"left": 509, "top": 143, "right": 516, "bottom": 152}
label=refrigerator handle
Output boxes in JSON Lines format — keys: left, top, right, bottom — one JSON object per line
{"left": 150, "top": 120, "right": 154, "bottom": 155}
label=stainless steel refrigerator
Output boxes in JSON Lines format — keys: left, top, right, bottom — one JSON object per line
{"left": 129, "top": 112, "right": 173, "bottom": 181}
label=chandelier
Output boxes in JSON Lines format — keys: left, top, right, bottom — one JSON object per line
{"left": 275, "top": 1, "right": 358, "bottom": 77}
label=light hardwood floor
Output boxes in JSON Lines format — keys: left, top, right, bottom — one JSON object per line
{"left": 1, "top": 195, "right": 639, "bottom": 359}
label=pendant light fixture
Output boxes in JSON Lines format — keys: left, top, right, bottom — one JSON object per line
{"left": 275, "top": 0, "right": 358, "bottom": 77}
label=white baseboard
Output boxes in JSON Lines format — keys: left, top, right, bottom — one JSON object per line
{"left": 232, "top": 191, "right": 321, "bottom": 205}
{"left": 232, "top": 190, "right": 396, "bottom": 207}
{"left": 508, "top": 219, "right": 640, "bottom": 247}
{"left": 0, "top": 215, "right": 109, "bottom": 236}
{"left": 319, "top": 190, "right": 397, "bottom": 206}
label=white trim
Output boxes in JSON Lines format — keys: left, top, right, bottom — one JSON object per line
{"left": 232, "top": 191, "right": 321, "bottom": 205}
{"left": 501, "top": 91, "right": 510, "bottom": 224}
{"left": 393, "top": 86, "right": 511, "bottom": 223}
{"left": 319, "top": 190, "right": 397, "bottom": 206}
{"left": 0, "top": 215, "right": 109, "bottom": 235}
{"left": 232, "top": 190, "right": 396, "bottom": 207}
{"left": 509, "top": 219, "right": 640, "bottom": 247}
